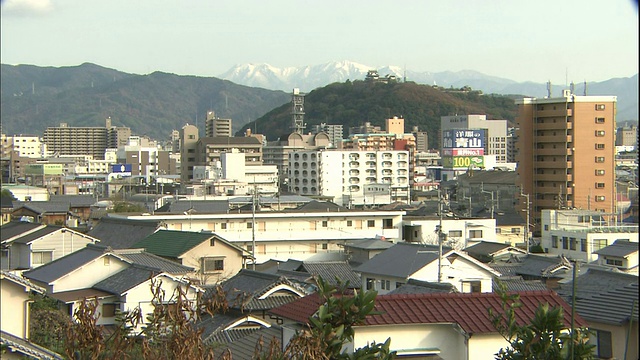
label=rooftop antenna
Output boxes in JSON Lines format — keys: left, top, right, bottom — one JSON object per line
{"left": 546, "top": 80, "right": 552, "bottom": 98}
{"left": 570, "top": 81, "right": 575, "bottom": 94}
{"left": 583, "top": 80, "right": 587, "bottom": 96}
{"left": 403, "top": 63, "right": 407, "bottom": 83}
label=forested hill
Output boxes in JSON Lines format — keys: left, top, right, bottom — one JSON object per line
{"left": 241, "top": 80, "right": 519, "bottom": 147}
{"left": 1, "top": 63, "right": 290, "bottom": 140}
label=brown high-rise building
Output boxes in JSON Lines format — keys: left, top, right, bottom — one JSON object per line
{"left": 515, "top": 90, "right": 617, "bottom": 231}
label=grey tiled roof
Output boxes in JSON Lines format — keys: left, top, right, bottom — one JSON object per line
{"left": 155, "top": 200, "right": 229, "bottom": 214}
{"left": 594, "top": 239, "right": 638, "bottom": 257}
{"left": 343, "top": 238, "right": 394, "bottom": 250}
{"left": 93, "top": 265, "right": 159, "bottom": 295}
{"left": 388, "top": 278, "right": 457, "bottom": 295}
{"left": 49, "top": 195, "right": 96, "bottom": 207}
{"left": 302, "top": 261, "right": 361, "bottom": 288}
{"left": 87, "top": 216, "right": 161, "bottom": 249}
{"left": 492, "top": 277, "right": 548, "bottom": 292}
{"left": 218, "top": 325, "right": 283, "bottom": 360}
{"left": 512, "top": 254, "right": 571, "bottom": 278}
{"left": 11, "top": 226, "right": 63, "bottom": 244}
{"left": 356, "top": 242, "right": 449, "bottom": 278}
{"left": 1, "top": 330, "right": 64, "bottom": 360}
{"left": 292, "top": 200, "right": 347, "bottom": 212}
{"left": 112, "top": 248, "right": 194, "bottom": 274}
{"left": 24, "top": 244, "right": 107, "bottom": 284}
{"left": 13, "top": 201, "right": 70, "bottom": 214}
{"left": 0, "top": 221, "right": 43, "bottom": 242}
{"left": 556, "top": 267, "right": 639, "bottom": 300}
{"left": 465, "top": 241, "right": 511, "bottom": 257}
{"left": 574, "top": 282, "right": 639, "bottom": 325}
{"left": 214, "top": 269, "right": 307, "bottom": 312}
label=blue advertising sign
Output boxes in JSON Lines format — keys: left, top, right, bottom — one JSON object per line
{"left": 442, "top": 129, "right": 485, "bottom": 149}
{"left": 111, "top": 164, "right": 132, "bottom": 177}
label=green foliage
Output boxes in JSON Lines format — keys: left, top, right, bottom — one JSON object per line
{"left": 488, "top": 282, "right": 594, "bottom": 360}
{"left": 29, "top": 294, "right": 72, "bottom": 355}
{"left": 243, "top": 80, "right": 517, "bottom": 147}
{"left": 1, "top": 188, "right": 17, "bottom": 201}
{"left": 529, "top": 244, "right": 545, "bottom": 253}
{"left": 261, "top": 277, "right": 395, "bottom": 360}
{"left": 109, "top": 201, "right": 146, "bottom": 213}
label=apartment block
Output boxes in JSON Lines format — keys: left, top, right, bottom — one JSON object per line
{"left": 205, "top": 111, "right": 232, "bottom": 138}
{"left": 43, "top": 118, "right": 130, "bottom": 160}
{"left": 287, "top": 149, "right": 410, "bottom": 207}
{"left": 441, "top": 114, "right": 509, "bottom": 163}
{"left": 515, "top": 91, "right": 617, "bottom": 231}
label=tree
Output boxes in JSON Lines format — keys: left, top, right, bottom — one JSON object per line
{"left": 488, "top": 282, "right": 594, "bottom": 360}
{"left": 1, "top": 188, "right": 16, "bottom": 201}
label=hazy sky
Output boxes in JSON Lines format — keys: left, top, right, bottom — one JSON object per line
{"left": 1, "top": 0, "right": 638, "bottom": 84}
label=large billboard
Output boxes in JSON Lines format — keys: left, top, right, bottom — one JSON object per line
{"left": 111, "top": 164, "right": 132, "bottom": 177}
{"left": 442, "top": 156, "right": 485, "bottom": 169}
{"left": 442, "top": 129, "right": 485, "bottom": 149}
{"left": 25, "top": 164, "right": 63, "bottom": 175}
{"left": 441, "top": 148, "right": 484, "bottom": 156}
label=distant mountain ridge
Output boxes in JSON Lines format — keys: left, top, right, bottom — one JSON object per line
{"left": 220, "top": 61, "right": 638, "bottom": 121}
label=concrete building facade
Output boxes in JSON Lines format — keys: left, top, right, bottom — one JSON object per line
{"left": 515, "top": 91, "right": 617, "bottom": 232}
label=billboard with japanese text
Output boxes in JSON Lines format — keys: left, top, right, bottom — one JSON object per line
{"left": 442, "top": 129, "right": 485, "bottom": 149}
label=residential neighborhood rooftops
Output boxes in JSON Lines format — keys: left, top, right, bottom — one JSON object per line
{"left": 594, "top": 239, "right": 639, "bottom": 258}
{"left": 574, "top": 282, "right": 639, "bottom": 325}
{"left": 0, "top": 221, "right": 44, "bottom": 242}
{"left": 0, "top": 330, "right": 64, "bottom": 360}
{"left": 92, "top": 265, "right": 167, "bottom": 296}
{"left": 343, "top": 238, "right": 394, "bottom": 250}
{"left": 87, "top": 216, "right": 162, "bottom": 249}
{"left": 367, "top": 291, "right": 587, "bottom": 334}
{"left": 387, "top": 279, "right": 457, "bottom": 295}
{"left": 302, "top": 261, "right": 361, "bottom": 288}
{"left": 132, "top": 230, "right": 247, "bottom": 259}
{"left": 356, "top": 242, "right": 450, "bottom": 278}
{"left": 269, "top": 292, "right": 323, "bottom": 324}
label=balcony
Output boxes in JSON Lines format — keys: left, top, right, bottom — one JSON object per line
{"left": 536, "top": 134, "right": 572, "bottom": 143}
{"left": 534, "top": 161, "right": 570, "bottom": 169}
{"left": 536, "top": 173, "right": 572, "bottom": 182}
{"left": 534, "top": 148, "right": 572, "bottom": 156}
{"left": 535, "top": 108, "right": 572, "bottom": 118}
{"left": 535, "top": 122, "right": 570, "bottom": 130}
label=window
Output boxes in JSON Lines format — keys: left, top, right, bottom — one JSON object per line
{"left": 246, "top": 244, "right": 253, "bottom": 253}
{"left": 383, "top": 218, "right": 393, "bottom": 229}
{"left": 569, "top": 237, "right": 576, "bottom": 250}
{"left": 246, "top": 222, "right": 253, "bottom": 229}
{"left": 469, "top": 230, "right": 483, "bottom": 238}
{"left": 367, "top": 220, "right": 375, "bottom": 227}
{"left": 593, "top": 239, "right": 607, "bottom": 251}
{"left": 595, "top": 169, "right": 605, "bottom": 176}
{"left": 595, "top": 117, "right": 605, "bottom": 124}
{"left": 544, "top": 225, "right": 549, "bottom": 231}
{"left": 321, "top": 243, "right": 328, "bottom": 250}
{"left": 591, "top": 330, "right": 612, "bottom": 359}
{"left": 462, "top": 281, "right": 482, "bottom": 293}
{"left": 595, "top": 195, "right": 605, "bottom": 202}
{"left": 595, "top": 104, "right": 605, "bottom": 111}
{"left": 595, "top": 144, "right": 605, "bottom": 150}
{"left": 322, "top": 220, "right": 328, "bottom": 227}
{"left": 580, "top": 239, "right": 586, "bottom": 252}
{"left": 605, "top": 258, "right": 623, "bottom": 267}
{"left": 32, "top": 251, "right": 53, "bottom": 265}
{"left": 595, "top": 182, "right": 605, "bottom": 189}
{"left": 366, "top": 278, "right": 374, "bottom": 290}
{"left": 511, "top": 228, "right": 520, "bottom": 234}
{"left": 449, "top": 230, "right": 462, "bottom": 237}
{"left": 346, "top": 220, "right": 353, "bottom": 227}
{"left": 102, "top": 304, "right": 117, "bottom": 318}
{"left": 202, "top": 257, "right": 224, "bottom": 273}
{"left": 562, "top": 237, "right": 569, "bottom": 250}
{"left": 594, "top": 130, "right": 605, "bottom": 137}
{"left": 381, "top": 280, "right": 390, "bottom": 290}
{"left": 220, "top": 223, "right": 227, "bottom": 230}
{"left": 395, "top": 282, "right": 404, "bottom": 289}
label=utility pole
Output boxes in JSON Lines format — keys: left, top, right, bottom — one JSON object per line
{"left": 251, "top": 183, "right": 257, "bottom": 270}
{"left": 437, "top": 188, "right": 443, "bottom": 283}
{"left": 481, "top": 183, "right": 495, "bottom": 219}
{"left": 520, "top": 189, "right": 530, "bottom": 254}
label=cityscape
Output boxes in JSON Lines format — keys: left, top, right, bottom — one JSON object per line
{"left": 1, "top": 1, "right": 638, "bottom": 359}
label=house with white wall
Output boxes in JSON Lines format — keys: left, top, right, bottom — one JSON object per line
{"left": 403, "top": 215, "right": 497, "bottom": 249}
{"left": 356, "top": 242, "right": 500, "bottom": 294}
{"left": 1, "top": 222, "right": 100, "bottom": 270}
{"left": 541, "top": 209, "right": 638, "bottom": 262}
{"left": 0, "top": 270, "right": 63, "bottom": 359}
{"left": 104, "top": 203, "right": 404, "bottom": 264}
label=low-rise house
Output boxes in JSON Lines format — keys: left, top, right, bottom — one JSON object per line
{"left": 1, "top": 221, "right": 100, "bottom": 270}
{"left": 198, "top": 269, "right": 309, "bottom": 345}
{"left": 11, "top": 201, "right": 77, "bottom": 226}
{"left": 132, "top": 229, "right": 252, "bottom": 284}
{"left": 0, "top": 197, "right": 12, "bottom": 225}
{"left": 541, "top": 209, "right": 638, "bottom": 262}
{"left": 464, "top": 241, "right": 527, "bottom": 263}
{"left": 49, "top": 194, "right": 96, "bottom": 224}
{"left": 23, "top": 244, "right": 197, "bottom": 330}
{"left": 87, "top": 216, "right": 164, "bottom": 249}
{"left": 557, "top": 268, "right": 639, "bottom": 360}
{"left": 491, "top": 254, "right": 574, "bottom": 290}
{"left": 356, "top": 242, "right": 500, "bottom": 294}
{"left": 593, "top": 239, "right": 638, "bottom": 274}
{"left": 270, "top": 290, "right": 586, "bottom": 359}
{"left": 342, "top": 238, "right": 394, "bottom": 266}
{"left": 0, "top": 270, "right": 63, "bottom": 360}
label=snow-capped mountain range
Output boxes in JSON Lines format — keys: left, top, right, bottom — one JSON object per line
{"left": 219, "top": 60, "right": 638, "bottom": 121}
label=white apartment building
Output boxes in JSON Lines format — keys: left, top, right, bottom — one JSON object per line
{"left": 1, "top": 134, "right": 47, "bottom": 158}
{"left": 193, "top": 150, "right": 279, "bottom": 195}
{"left": 541, "top": 209, "right": 638, "bottom": 262}
{"left": 108, "top": 208, "right": 404, "bottom": 263}
{"left": 287, "top": 150, "right": 410, "bottom": 207}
